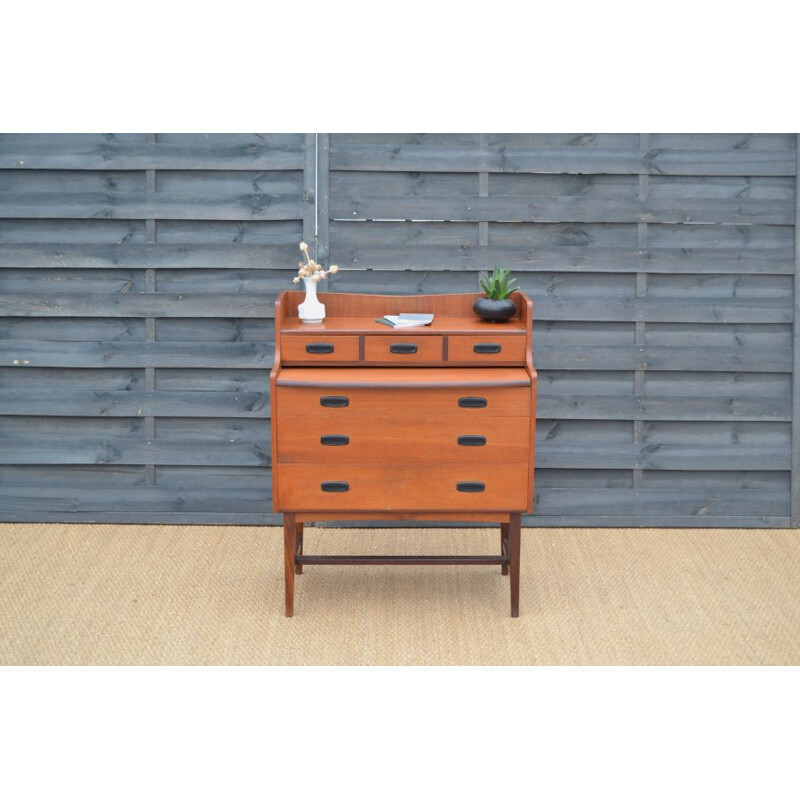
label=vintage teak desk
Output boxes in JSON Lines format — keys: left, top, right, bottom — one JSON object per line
{"left": 271, "top": 291, "right": 537, "bottom": 617}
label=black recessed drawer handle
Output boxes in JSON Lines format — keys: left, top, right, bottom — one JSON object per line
{"left": 320, "top": 395, "right": 349, "bottom": 407}
{"left": 321, "top": 435, "right": 350, "bottom": 446}
{"left": 321, "top": 481, "right": 350, "bottom": 493}
{"left": 474, "top": 343, "right": 502, "bottom": 354}
{"left": 458, "top": 435, "right": 486, "bottom": 447}
{"left": 306, "top": 343, "right": 334, "bottom": 354}
{"left": 389, "top": 343, "right": 418, "bottom": 354}
{"left": 458, "top": 396, "right": 487, "bottom": 408}
{"left": 457, "top": 481, "right": 485, "bottom": 493}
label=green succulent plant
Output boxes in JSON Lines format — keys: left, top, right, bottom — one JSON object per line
{"left": 479, "top": 267, "right": 517, "bottom": 300}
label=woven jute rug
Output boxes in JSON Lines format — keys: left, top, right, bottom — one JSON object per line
{"left": 1, "top": 523, "right": 798, "bottom": 665}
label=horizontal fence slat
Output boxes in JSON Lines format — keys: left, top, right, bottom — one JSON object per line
{"left": 536, "top": 394, "right": 791, "bottom": 421}
{"left": 325, "top": 515, "right": 791, "bottom": 528}
{"left": 326, "top": 244, "right": 795, "bottom": 275}
{"left": 0, "top": 389, "right": 782, "bottom": 421}
{"left": 332, "top": 194, "right": 794, "bottom": 225}
{"left": 0, "top": 486, "right": 787, "bottom": 521}
{"left": 533, "top": 488, "right": 789, "bottom": 516}
{"left": 0, "top": 388, "right": 782, "bottom": 422}
{"left": 0, "top": 341, "right": 274, "bottom": 368}
{"left": 533, "top": 345, "right": 791, "bottom": 372}
{"left": 2, "top": 291, "right": 785, "bottom": 323}
{"left": 0, "top": 243, "right": 300, "bottom": 269}
{"left": 0, "top": 511, "right": 281, "bottom": 524}
{"left": 536, "top": 444, "right": 789, "bottom": 471}
{"left": 0, "top": 192, "right": 304, "bottom": 221}
{"left": 0, "top": 390, "right": 268, "bottom": 417}
{"left": 532, "top": 297, "right": 791, "bottom": 324}
{"left": 0, "top": 435, "right": 786, "bottom": 472}
{"left": 0, "top": 439, "right": 271, "bottom": 466}
{"left": 0, "top": 142, "right": 304, "bottom": 171}
{"left": 525, "top": 515, "right": 790, "bottom": 527}
{"left": 330, "top": 145, "right": 796, "bottom": 176}
{"left": 0, "top": 294, "right": 278, "bottom": 318}
{"left": 0, "top": 341, "right": 786, "bottom": 372}
{"left": 0, "top": 485, "right": 270, "bottom": 512}
{"left": 0, "top": 509, "right": 787, "bottom": 526}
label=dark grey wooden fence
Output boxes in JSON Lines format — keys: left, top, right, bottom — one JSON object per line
{"left": 1, "top": 133, "right": 797, "bottom": 527}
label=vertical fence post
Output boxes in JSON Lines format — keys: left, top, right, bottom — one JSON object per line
{"left": 302, "top": 133, "right": 317, "bottom": 260}
{"left": 633, "top": 133, "right": 650, "bottom": 491}
{"left": 144, "top": 133, "right": 157, "bottom": 487}
{"left": 317, "top": 134, "right": 330, "bottom": 266}
{"left": 792, "top": 133, "right": 800, "bottom": 526}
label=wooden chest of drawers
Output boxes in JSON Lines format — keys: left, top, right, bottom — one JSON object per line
{"left": 271, "top": 291, "right": 537, "bottom": 616}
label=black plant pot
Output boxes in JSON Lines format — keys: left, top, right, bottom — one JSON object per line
{"left": 473, "top": 297, "right": 517, "bottom": 322}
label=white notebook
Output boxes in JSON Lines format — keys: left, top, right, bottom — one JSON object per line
{"left": 383, "top": 313, "right": 434, "bottom": 328}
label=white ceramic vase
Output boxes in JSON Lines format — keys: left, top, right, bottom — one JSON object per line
{"left": 298, "top": 277, "right": 326, "bottom": 323}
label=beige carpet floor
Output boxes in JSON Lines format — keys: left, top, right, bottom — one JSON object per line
{"left": 0, "top": 523, "right": 798, "bottom": 665}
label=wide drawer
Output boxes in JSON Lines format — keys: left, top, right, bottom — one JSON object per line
{"left": 277, "top": 416, "right": 530, "bottom": 463}
{"left": 364, "top": 335, "right": 444, "bottom": 364}
{"left": 277, "top": 463, "right": 530, "bottom": 511}
{"left": 447, "top": 334, "right": 527, "bottom": 364}
{"left": 277, "top": 385, "right": 531, "bottom": 417}
{"left": 281, "top": 335, "right": 360, "bottom": 363}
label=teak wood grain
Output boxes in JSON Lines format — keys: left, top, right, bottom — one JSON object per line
{"left": 363, "top": 334, "right": 444, "bottom": 363}
{"left": 277, "top": 463, "right": 530, "bottom": 512}
{"left": 281, "top": 316, "right": 527, "bottom": 335}
{"left": 276, "top": 367, "right": 531, "bottom": 389}
{"left": 447, "top": 334, "right": 528, "bottom": 365}
{"left": 277, "top": 416, "right": 531, "bottom": 463}
{"left": 280, "top": 334, "right": 360, "bottom": 363}
{"left": 271, "top": 291, "right": 537, "bottom": 617}
{"left": 277, "top": 385, "right": 531, "bottom": 417}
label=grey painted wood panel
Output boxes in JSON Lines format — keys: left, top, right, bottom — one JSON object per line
{"left": 330, "top": 144, "right": 796, "bottom": 176}
{"left": 0, "top": 243, "right": 299, "bottom": 268}
{"left": 0, "top": 192, "right": 303, "bottom": 220}
{"left": 0, "top": 340, "right": 274, "bottom": 368}
{"left": 0, "top": 132, "right": 795, "bottom": 527}
{"left": 532, "top": 488, "right": 789, "bottom": 516}
{"left": 531, "top": 345, "right": 788, "bottom": 372}
{"left": 0, "top": 293, "right": 278, "bottom": 317}
{"left": 0, "top": 387, "right": 781, "bottom": 421}
{"left": 536, "top": 394, "right": 790, "bottom": 421}
{"left": 0, "top": 486, "right": 270, "bottom": 512}
{"left": 0, "top": 390, "right": 268, "bottom": 417}
{"left": 321, "top": 244, "right": 795, "bottom": 274}
{"left": 4, "top": 510, "right": 789, "bottom": 526}
{"left": 794, "top": 134, "right": 800, "bottom": 525}
{"left": 331, "top": 193, "right": 794, "bottom": 225}
{"left": 0, "top": 141, "right": 304, "bottom": 170}
{"left": 0, "top": 367, "right": 144, "bottom": 389}
{"left": 0, "top": 439, "right": 271, "bottom": 467}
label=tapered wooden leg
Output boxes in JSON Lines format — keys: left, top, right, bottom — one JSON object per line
{"left": 295, "top": 522, "right": 304, "bottom": 575}
{"left": 283, "top": 513, "right": 296, "bottom": 617}
{"left": 500, "top": 522, "right": 509, "bottom": 575}
{"left": 509, "top": 513, "right": 521, "bottom": 617}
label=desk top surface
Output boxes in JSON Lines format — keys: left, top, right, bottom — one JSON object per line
{"left": 277, "top": 367, "right": 532, "bottom": 388}
{"left": 280, "top": 316, "right": 527, "bottom": 335}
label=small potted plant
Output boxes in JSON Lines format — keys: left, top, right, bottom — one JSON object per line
{"left": 292, "top": 242, "right": 339, "bottom": 323}
{"left": 474, "top": 267, "right": 518, "bottom": 321}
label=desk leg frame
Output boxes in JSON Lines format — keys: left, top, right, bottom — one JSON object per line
{"left": 283, "top": 513, "right": 297, "bottom": 617}
{"left": 282, "top": 512, "right": 522, "bottom": 617}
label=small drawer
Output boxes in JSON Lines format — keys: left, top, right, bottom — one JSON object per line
{"left": 447, "top": 334, "right": 527, "bottom": 364}
{"left": 364, "top": 335, "right": 444, "bottom": 363}
{"left": 281, "top": 335, "right": 360, "bottom": 363}
{"left": 277, "top": 416, "right": 530, "bottom": 463}
{"left": 277, "top": 463, "right": 530, "bottom": 511}
{"left": 277, "top": 385, "right": 531, "bottom": 417}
